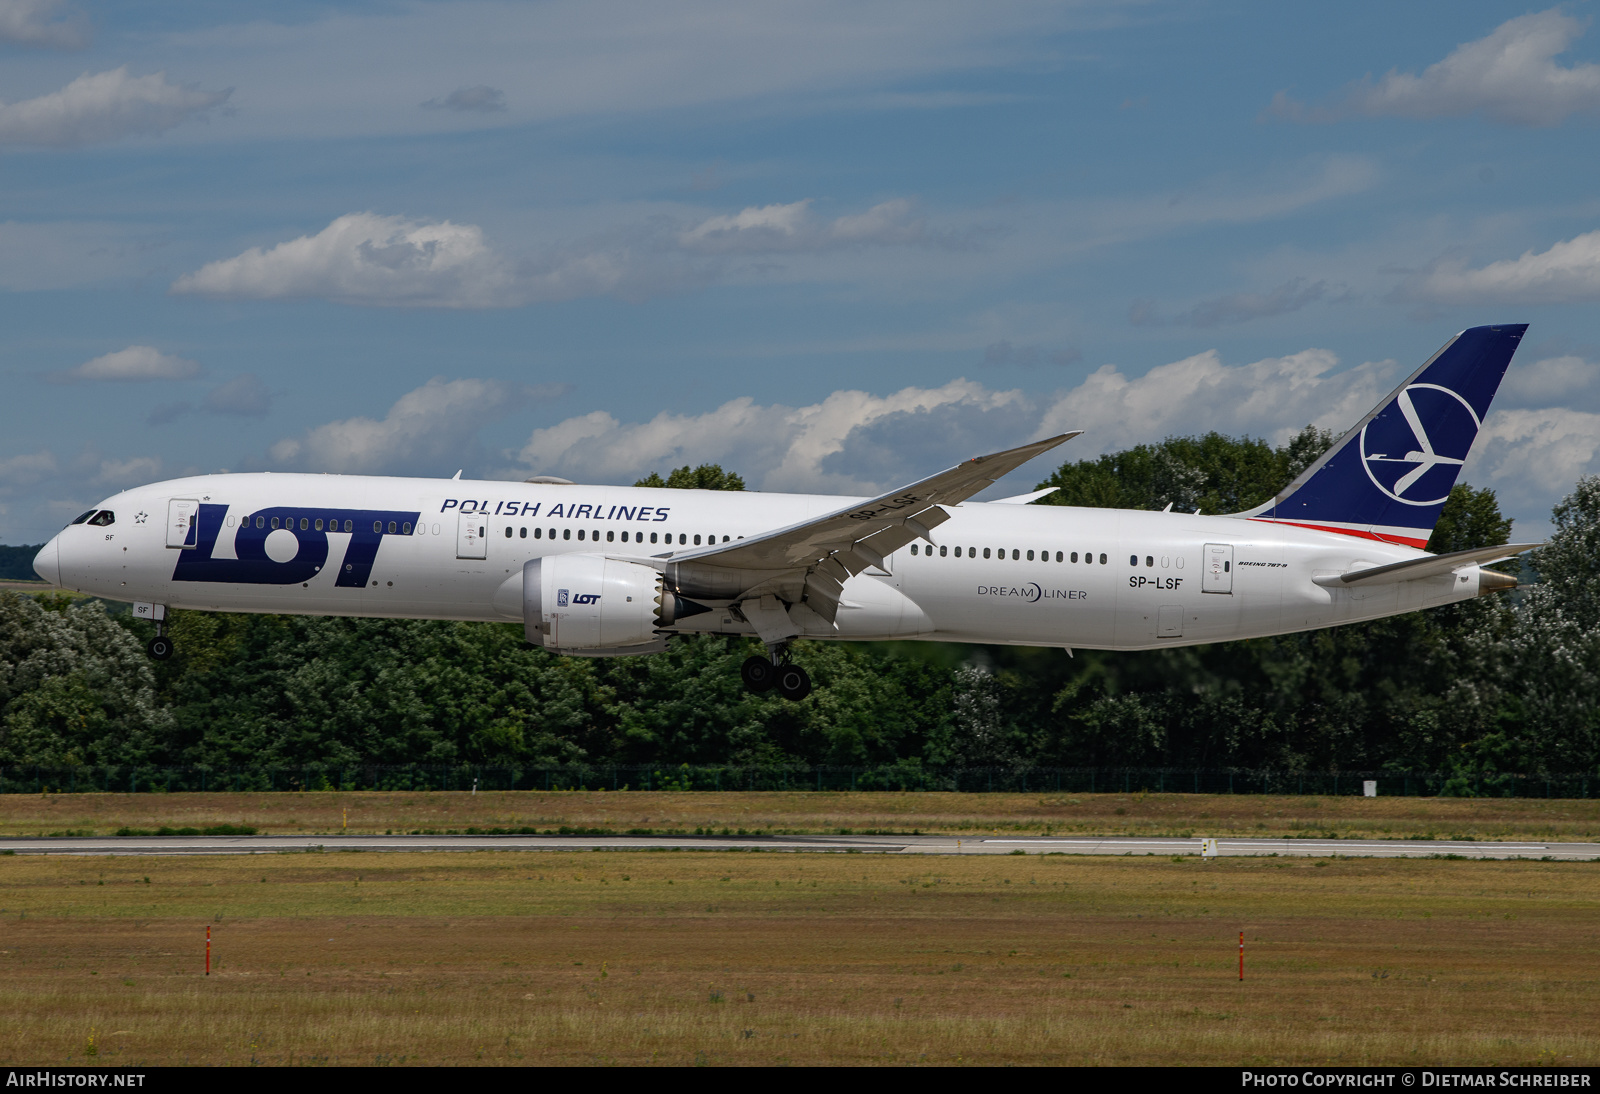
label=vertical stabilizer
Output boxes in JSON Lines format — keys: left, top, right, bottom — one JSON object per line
{"left": 1235, "top": 324, "right": 1526, "bottom": 548}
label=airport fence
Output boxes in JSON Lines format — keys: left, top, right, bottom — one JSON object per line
{"left": 0, "top": 764, "right": 1595, "bottom": 798}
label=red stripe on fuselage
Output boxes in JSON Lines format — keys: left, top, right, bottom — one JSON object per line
{"left": 1247, "top": 518, "right": 1429, "bottom": 549}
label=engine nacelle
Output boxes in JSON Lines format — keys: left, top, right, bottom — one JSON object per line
{"left": 522, "top": 554, "right": 669, "bottom": 653}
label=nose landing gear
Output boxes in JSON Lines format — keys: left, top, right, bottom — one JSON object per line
{"left": 741, "top": 646, "right": 810, "bottom": 701}
{"left": 145, "top": 615, "right": 173, "bottom": 661}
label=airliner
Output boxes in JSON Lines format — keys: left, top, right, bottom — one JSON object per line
{"left": 34, "top": 325, "right": 1536, "bottom": 701}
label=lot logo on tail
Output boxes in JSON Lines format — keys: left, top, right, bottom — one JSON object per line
{"left": 1359, "top": 383, "right": 1480, "bottom": 507}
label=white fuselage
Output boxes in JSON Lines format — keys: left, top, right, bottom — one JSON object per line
{"left": 38, "top": 473, "right": 1485, "bottom": 651}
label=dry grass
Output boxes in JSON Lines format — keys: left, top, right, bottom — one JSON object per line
{"left": 0, "top": 850, "right": 1596, "bottom": 1066}
{"left": 4, "top": 789, "right": 1600, "bottom": 841}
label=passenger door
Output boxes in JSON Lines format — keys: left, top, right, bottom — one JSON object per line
{"left": 1202, "top": 543, "right": 1233, "bottom": 594}
{"left": 456, "top": 512, "right": 487, "bottom": 560}
{"left": 166, "top": 498, "right": 198, "bottom": 549}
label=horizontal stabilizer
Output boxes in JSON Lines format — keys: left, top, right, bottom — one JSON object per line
{"left": 1313, "top": 542, "right": 1541, "bottom": 588}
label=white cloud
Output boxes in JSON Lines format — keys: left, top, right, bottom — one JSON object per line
{"left": 1165, "top": 279, "right": 1331, "bottom": 329}
{"left": 1499, "top": 355, "right": 1598, "bottom": 408}
{"left": 142, "top": 1, "right": 1104, "bottom": 141}
{"left": 0, "top": 449, "right": 57, "bottom": 486}
{"left": 1467, "top": 407, "right": 1600, "bottom": 497}
{"left": 1033, "top": 349, "right": 1394, "bottom": 456}
{"left": 174, "top": 198, "right": 933, "bottom": 309}
{"left": 1271, "top": 9, "right": 1600, "bottom": 127}
{"left": 1407, "top": 229, "right": 1600, "bottom": 305}
{"left": 0, "top": 67, "right": 229, "bottom": 146}
{"left": 269, "top": 378, "right": 566, "bottom": 475}
{"left": 678, "top": 198, "right": 925, "bottom": 253}
{"left": 421, "top": 86, "right": 507, "bottom": 113}
{"left": 91, "top": 455, "right": 163, "bottom": 487}
{"left": 50, "top": 346, "right": 201, "bottom": 384}
{"left": 171, "top": 213, "right": 520, "bottom": 308}
{"left": 202, "top": 374, "right": 272, "bottom": 416}
{"left": 0, "top": 0, "right": 88, "bottom": 50}
{"left": 515, "top": 348, "right": 1398, "bottom": 497}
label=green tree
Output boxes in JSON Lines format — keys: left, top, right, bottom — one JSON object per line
{"left": 634, "top": 464, "right": 746, "bottom": 490}
{"left": 0, "top": 592, "right": 170, "bottom": 766}
{"left": 1034, "top": 426, "right": 1332, "bottom": 514}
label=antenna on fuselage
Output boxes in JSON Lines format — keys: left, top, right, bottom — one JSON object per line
{"left": 452, "top": 469, "right": 462, "bottom": 480}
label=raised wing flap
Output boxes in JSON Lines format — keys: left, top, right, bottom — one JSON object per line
{"left": 670, "top": 432, "right": 1080, "bottom": 573}
{"left": 1314, "top": 542, "right": 1542, "bottom": 588}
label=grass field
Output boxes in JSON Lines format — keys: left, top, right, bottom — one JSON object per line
{"left": 0, "top": 850, "right": 1595, "bottom": 1066}
{"left": 4, "top": 789, "right": 1600, "bottom": 841}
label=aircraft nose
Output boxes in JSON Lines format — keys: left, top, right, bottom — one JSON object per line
{"left": 32, "top": 536, "right": 60, "bottom": 585}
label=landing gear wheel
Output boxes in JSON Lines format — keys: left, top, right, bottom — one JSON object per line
{"left": 741, "top": 655, "right": 776, "bottom": 693}
{"left": 146, "top": 635, "right": 174, "bottom": 661}
{"left": 775, "top": 664, "right": 811, "bottom": 702}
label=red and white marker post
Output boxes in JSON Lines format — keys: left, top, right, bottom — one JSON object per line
{"left": 206, "top": 925, "right": 211, "bottom": 977}
{"left": 1238, "top": 931, "right": 1244, "bottom": 981}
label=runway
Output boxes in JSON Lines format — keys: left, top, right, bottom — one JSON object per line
{"left": 2, "top": 832, "right": 1595, "bottom": 859}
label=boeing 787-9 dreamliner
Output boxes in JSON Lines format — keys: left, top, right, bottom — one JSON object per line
{"left": 35, "top": 325, "right": 1536, "bottom": 701}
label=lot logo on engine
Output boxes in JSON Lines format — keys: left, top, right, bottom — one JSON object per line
{"left": 572, "top": 593, "right": 600, "bottom": 605}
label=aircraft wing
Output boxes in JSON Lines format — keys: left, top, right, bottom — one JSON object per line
{"left": 663, "top": 432, "right": 1079, "bottom": 629}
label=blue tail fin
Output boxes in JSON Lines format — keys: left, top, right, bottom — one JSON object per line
{"left": 1237, "top": 324, "right": 1526, "bottom": 548}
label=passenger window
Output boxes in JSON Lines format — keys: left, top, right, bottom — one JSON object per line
{"left": 983, "top": 548, "right": 991, "bottom": 559}
{"left": 939, "top": 545, "right": 948, "bottom": 557}
{"left": 505, "top": 526, "right": 512, "bottom": 538}
{"left": 520, "top": 527, "right": 527, "bottom": 539}
{"left": 314, "top": 519, "right": 324, "bottom": 531}
{"left": 607, "top": 530, "right": 614, "bottom": 542}
{"left": 403, "top": 523, "right": 412, "bottom": 535}
{"left": 578, "top": 529, "right": 585, "bottom": 541}
{"left": 298, "top": 518, "right": 307, "bottom": 531}
{"left": 1055, "top": 551, "right": 1063, "bottom": 562}
{"left": 1099, "top": 553, "right": 1107, "bottom": 565}
{"left": 694, "top": 534, "right": 702, "bottom": 545}
{"left": 562, "top": 529, "right": 570, "bottom": 540}
{"left": 1129, "top": 554, "right": 1137, "bottom": 566}
{"left": 534, "top": 528, "right": 542, "bottom": 539}
{"left": 1145, "top": 555, "right": 1153, "bottom": 567}
{"left": 70, "top": 510, "right": 96, "bottom": 525}
{"left": 344, "top": 520, "right": 353, "bottom": 533}
{"left": 271, "top": 517, "right": 281, "bottom": 530}
{"left": 620, "top": 531, "right": 628, "bottom": 542}
{"left": 1026, "top": 550, "right": 1034, "bottom": 561}
{"left": 650, "top": 532, "right": 658, "bottom": 544}
{"left": 388, "top": 522, "right": 398, "bottom": 534}
{"left": 911, "top": 544, "right": 918, "bottom": 555}
{"left": 1071, "top": 552, "right": 1078, "bottom": 563}
{"left": 87, "top": 511, "right": 115, "bottom": 527}
{"left": 1012, "top": 549, "right": 1020, "bottom": 560}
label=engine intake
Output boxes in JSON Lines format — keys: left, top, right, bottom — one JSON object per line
{"left": 522, "top": 555, "right": 673, "bottom": 651}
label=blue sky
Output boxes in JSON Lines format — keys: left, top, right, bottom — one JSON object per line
{"left": 3, "top": 0, "right": 1599, "bottom": 542}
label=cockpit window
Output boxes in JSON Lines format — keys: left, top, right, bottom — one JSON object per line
{"left": 69, "top": 510, "right": 97, "bottom": 525}
{"left": 87, "top": 511, "right": 115, "bottom": 527}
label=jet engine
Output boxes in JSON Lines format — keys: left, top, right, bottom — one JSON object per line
{"left": 521, "top": 555, "right": 687, "bottom": 655}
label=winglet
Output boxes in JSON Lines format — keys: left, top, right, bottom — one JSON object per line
{"left": 988, "top": 487, "right": 1059, "bottom": 505}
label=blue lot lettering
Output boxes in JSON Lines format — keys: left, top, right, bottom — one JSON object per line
{"left": 1129, "top": 576, "right": 1184, "bottom": 590}
{"left": 171, "top": 503, "right": 420, "bottom": 587}
{"left": 571, "top": 593, "right": 601, "bottom": 605}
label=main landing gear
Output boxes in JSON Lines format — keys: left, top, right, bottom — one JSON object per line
{"left": 741, "top": 647, "right": 811, "bottom": 702}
